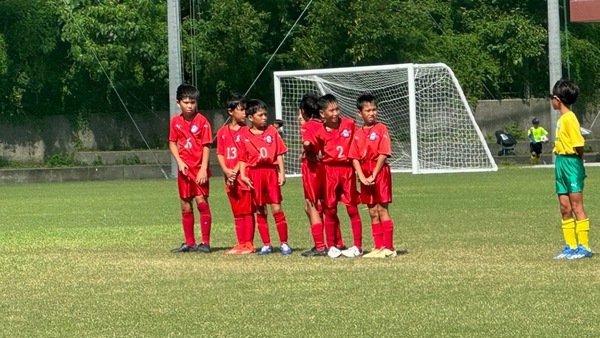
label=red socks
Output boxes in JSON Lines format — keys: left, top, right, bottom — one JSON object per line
{"left": 381, "top": 219, "right": 394, "bottom": 249}
{"left": 371, "top": 222, "right": 383, "bottom": 249}
{"left": 346, "top": 205, "right": 362, "bottom": 249}
{"left": 256, "top": 213, "right": 271, "bottom": 246}
{"left": 323, "top": 207, "right": 338, "bottom": 247}
{"left": 181, "top": 210, "right": 195, "bottom": 245}
{"left": 196, "top": 202, "right": 211, "bottom": 244}
{"left": 310, "top": 223, "right": 325, "bottom": 249}
{"left": 273, "top": 211, "right": 288, "bottom": 243}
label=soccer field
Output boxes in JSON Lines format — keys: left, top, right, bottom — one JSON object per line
{"left": 1, "top": 167, "right": 599, "bottom": 337}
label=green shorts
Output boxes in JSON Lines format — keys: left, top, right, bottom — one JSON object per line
{"left": 555, "top": 154, "right": 586, "bottom": 194}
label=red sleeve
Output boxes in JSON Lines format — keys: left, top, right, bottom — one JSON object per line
{"left": 168, "top": 116, "right": 179, "bottom": 142}
{"left": 276, "top": 130, "right": 288, "bottom": 156}
{"left": 198, "top": 114, "right": 212, "bottom": 146}
{"left": 348, "top": 130, "right": 363, "bottom": 160}
{"left": 215, "top": 126, "right": 226, "bottom": 156}
{"left": 378, "top": 124, "right": 392, "bottom": 157}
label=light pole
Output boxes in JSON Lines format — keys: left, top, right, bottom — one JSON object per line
{"left": 167, "top": 0, "right": 183, "bottom": 177}
{"left": 548, "top": 0, "right": 562, "bottom": 164}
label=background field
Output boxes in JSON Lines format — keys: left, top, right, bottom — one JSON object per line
{"left": 1, "top": 167, "right": 599, "bottom": 337}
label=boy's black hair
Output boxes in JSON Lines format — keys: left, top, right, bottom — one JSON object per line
{"left": 356, "top": 93, "right": 377, "bottom": 110}
{"left": 317, "top": 94, "right": 338, "bottom": 112}
{"left": 227, "top": 93, "right": 246, "bottom": 111}
{"left": 299, "top": 93, "right": 320, "bottom": 119}
{"left": 274, "top": 119, "right": 284, "bottom": 126}
{"left": 176, "top": 83, "right": 199, "bottom": 101}
{"left": 245, "top": 99, "right": 267, "bottom": 116}
{"left": 551, "top": 79, "right": 579, "bottom": 106}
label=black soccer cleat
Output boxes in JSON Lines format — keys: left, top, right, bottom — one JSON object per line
{"left": 195, "top": 243, "right": 211, "bottom": 253}
{"left": 170, "top": 243, "right": 197, "bottom": 253}
{"left": 301, "top": 247, "right": 328, "bottom": 257}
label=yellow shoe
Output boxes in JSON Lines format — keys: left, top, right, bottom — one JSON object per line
{"left": 363, "top": 248, "right": 386, "bottom": 258}
{"left": 381, "top": 248, "right": 397, "bottom": 257}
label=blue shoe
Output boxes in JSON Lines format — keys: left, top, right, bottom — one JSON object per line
{"left": 553, "top": 245, "right": 577, "bottom": 259}
{"left": 280, "top": 243, "right": 292, "bottom": 255}
{"left": 258, "top": 245, "right": 273, "bottom": 255}
{"left": 568, "top": 244, "right": 593, "bottom": 259}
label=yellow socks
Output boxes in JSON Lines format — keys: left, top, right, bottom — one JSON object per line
{"left": 575, "top": 218, "right": 590, "bottom": 249}
{"left": 561, "top": 218, "right": 577, "bottom": 248}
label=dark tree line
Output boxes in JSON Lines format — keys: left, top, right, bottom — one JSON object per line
{"left": 1, "top": 0, "right": 600, "bottom": 122}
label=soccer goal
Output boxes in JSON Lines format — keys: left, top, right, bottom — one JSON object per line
{"left": 273, "top": 63, "right": 497, "bottom": 175}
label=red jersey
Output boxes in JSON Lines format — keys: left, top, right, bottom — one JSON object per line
{"left": 349, "top": 122, "right": 391, "bottom": 162}
{"left": 300, "top": 119, "right": 323, "bottom": 155}
{"left": 239, "top": 125, "right": 287, "bottom": 167}
{"left": 216, "top": 124, "right": 246, "bottom": 169}
{"left": 168, "top": 112, "right": 212, "bottom": 168}
{"left": 312, "top": 117, "right": 356, "bottom": 165}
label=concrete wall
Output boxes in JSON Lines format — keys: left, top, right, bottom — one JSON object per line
{"left": 1, "top": 99, "right": 599, "bottom": 163}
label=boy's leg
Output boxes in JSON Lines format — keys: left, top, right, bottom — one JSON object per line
{"left": 323, "top": 205, "right": 339, "bottom": 248}
{"left": 345, "top": 204, "right": 363, "bottom": 250}
{"left": 271, "top": 204, "right": 288, "bottom": 244}
{"left": 196, "top": 196, "right": 211, "bottom": 245}
{"left": 172, "top": 198, "right": 196, "bottom": 252}
{"left": 256, "top": 206, "right": 271, "bottom": 246}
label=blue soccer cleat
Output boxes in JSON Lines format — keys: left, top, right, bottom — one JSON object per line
{"left": 280, "top": 243, "right": 292, "bottom": 255}
{"left": 258, "top": 245, "right": 273, "bottom": 255}
{"left": 568, "top": 244, "right": 593, "bottom": 259}
{"left": 553, "top": 245, "right": 577, "bottom": 259}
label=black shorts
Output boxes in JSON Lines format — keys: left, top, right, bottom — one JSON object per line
{"left": 530, "top": 142, "right": 542, "bottom": 155}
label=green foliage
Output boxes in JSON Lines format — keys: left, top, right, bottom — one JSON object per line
{"left": 503, "top": 121, "right": 527, "bottom": 140}
{"left": 45, "top": 151, "right": 84, "bottom": 167}
{"left": 114, "top": 154, "right": 142, "bottom": 165}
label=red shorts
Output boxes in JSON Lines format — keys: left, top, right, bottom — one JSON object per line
{"left": 359, "top": 163, "right": 392, "bottom": 204}
{"left": 322, "top": 163, "right": 360, "bottom": 207}
{"left": 301, "top": 159, "right": 324, "bottom": 202}
{"left": 248, "top": 166, "right": 282, "bottom": 206}
{"left": 177, "top": 167, "right": 210, "bottom": 199}
{"left": 224, "top": 177, "right": 253, "bottom": 215}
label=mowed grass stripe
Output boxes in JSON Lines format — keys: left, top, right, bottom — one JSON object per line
{"left": 1, "top": 167, "right": 599, "bottom": 337}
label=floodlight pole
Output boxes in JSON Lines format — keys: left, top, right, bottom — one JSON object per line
{"left": 167, "top": 0, "right": 183, "bottom": 177}
{"left": 548, "top": 0, "right": 562, "bottom": 164}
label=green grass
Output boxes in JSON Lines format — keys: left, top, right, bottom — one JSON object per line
{"left": 1, "top": 167, "right": 600, "bottom": 337}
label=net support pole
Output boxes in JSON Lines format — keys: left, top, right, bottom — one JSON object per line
{"left": 167, "top": 0, "right": 183, "bottom": 177}
{"left": 407, "top": 64, "right": 419, "bottom": 174}
{"left": 548, "top": 0, "right": 562, "bottom": 164}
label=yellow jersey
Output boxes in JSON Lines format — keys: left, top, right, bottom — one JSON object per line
{"left": 553, "top": 110, "right": 584, "bottom": 155}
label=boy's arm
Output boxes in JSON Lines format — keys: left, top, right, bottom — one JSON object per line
{"left": 352, "top": 159, "right": 370, "bottom": 186}
{"left": 197, "top": 145, "right": 210, "bottom": 184}
{"left": 276, "top": 154, "right": 286, "bottom": 186}
{"left": 575, "top": 146, "right": 585, "bottom": 158}
{"left": 239, "top": 161, "right": 253, "bottom": 189}
{"left": 217, "top": 154, "right": 237, "bottom": 183}
{"left": 169, "top": 141, "right": 187, "bottom": 172}
{"left": 368, "top": 154, "right": 388, "bottom": 183}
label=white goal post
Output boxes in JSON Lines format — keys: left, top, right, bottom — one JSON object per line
{"left": 273, "top": 63, "right": 497, "bottom": 175}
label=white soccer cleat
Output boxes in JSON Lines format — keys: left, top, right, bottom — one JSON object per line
{"left": 341, "top": 246, "right": 363, "bottom": 257}
{"left": 327, "top": 246, "right": 342, "bottom": 258}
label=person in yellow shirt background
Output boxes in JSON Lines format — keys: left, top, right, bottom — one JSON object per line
{"left": 528, "top": 117, "right": 548, "bottom": 164}
{"left": 549, "top": 79, "right": 592, "bottom": 259}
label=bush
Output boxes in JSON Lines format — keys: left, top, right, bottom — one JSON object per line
{"left": 45, "top": 152, "right": 84, "bottom": 167}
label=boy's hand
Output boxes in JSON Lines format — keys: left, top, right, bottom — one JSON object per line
{"left": 196, "top": 168, "right": 208, "bottom": 184}
{"left": 241, "top": 176, "right": 254, "bottom": 190}
{"left": 358, "top": 174, "right": 371, "bottom": 186}
{"left": 278, "top": 172, "right": 286, "bottom": 186}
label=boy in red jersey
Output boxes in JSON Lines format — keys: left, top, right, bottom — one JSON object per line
{"left": 239, "top": 99, "right": 292, "bottom": 255}
{"left": 310, "top": 94, "right": 363, "bottom": 258}
{"left": 297, "top": 93, "right": 327, "bottom": 257}
{"left": 349, "top": 94, "right": 396, "bottom": 258}
{"left": 216, "top": 94, "right": 255, "bottom": 255}
{"left": 168, "top": 84, "right": 213, "bottom": 253}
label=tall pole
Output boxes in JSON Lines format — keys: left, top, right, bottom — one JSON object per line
{"left": 548, "top": 0, "right": 562, "bottom": 164}
{"left": 167, "top": 0, "right": 183, "bottom": 177}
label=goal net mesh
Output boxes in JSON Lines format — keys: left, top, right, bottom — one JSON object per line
{"left": 274, "top": 63, "right": 497, "bottom": 175}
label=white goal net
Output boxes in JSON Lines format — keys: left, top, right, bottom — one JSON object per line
{"left": 273, "top": 63, "right": 497, "bottom": 175}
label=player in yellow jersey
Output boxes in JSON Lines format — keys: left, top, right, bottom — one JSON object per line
{"left": 528, "top": 117, "right": 548, "bottom": 165}
{"left": 549, "top": 79, "right": 592, "bottom": 259}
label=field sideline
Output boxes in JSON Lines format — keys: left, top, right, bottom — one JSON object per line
{"left": 1, "top": 167, "right": 599, "bottom": 337}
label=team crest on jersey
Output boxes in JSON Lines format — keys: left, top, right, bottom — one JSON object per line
{"left": 369, "top": 132, "right": 378, "bottom": 141}
{"left": 190, "top": 125, "right": 199, "bottom": 133}
{"left": 264, "top": 135, "right": 273, "bottom": 144}
{"left": 341, "top": 129, "right": 350, "bottom": 138}
{"left": 235, "top": 135, "right": 240, "bottom": 142}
